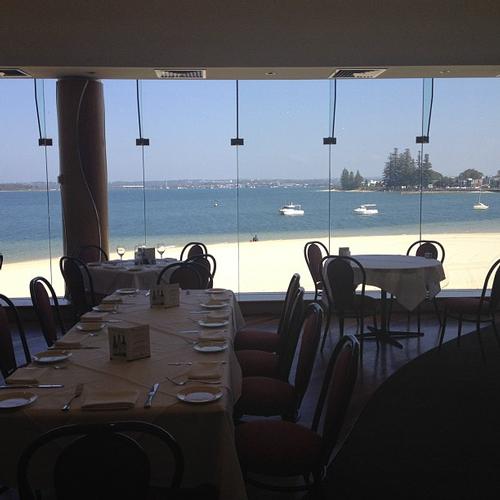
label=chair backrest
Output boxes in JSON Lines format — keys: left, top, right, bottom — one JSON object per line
{"left": 292, "top": 302, "right": 323, "bottom": 408}
{"left": 276, "top": 273, "right": 301, "bottom": 338}
{"left": 322, "top": 256, "right": 367, "bottom": 314}
{"left": 186, "top": 253, "right": 217, "bottom": 287}
{"left": 304, "top": 241, "right": 329, "bottom": 293}
{"left": 17, "top": 421, "right": 184, "bottom": 500}
{"left": 312, "top": 334, "right": 360, "bottom": 468}
{"left": 0, "top": 253, "right": 3, "bottom": 269}
{"left": 76, "top": 244, "right": 109, "bottom": 264}
{"left": 156, "top": 262, "right": 204, "bottom": 289}
{"left": 406, "top": 239, "right": 445, "bottom": 263}
{"left": 59, "top": 256, "right": 96, "bottom": 319}
{"left": 0, "top": 294, "right": 31, "bottom": 379}
{"left": 277, "top": 287, "right": 305, "bottom": 381}
{"left": 30, "top": 276, "right": 65, "bottom": 347}
{"left": 480, "top": 258, "right": 500, "bottom": 312}
{"left": 180, "top": 241, "right": 208, "bottom": 261}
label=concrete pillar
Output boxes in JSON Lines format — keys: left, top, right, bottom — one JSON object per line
{"left": 57, "top": 78, "right": 109, "bottom": 260}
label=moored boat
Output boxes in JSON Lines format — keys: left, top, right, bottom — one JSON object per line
{"left": 279, "top": 203, "right": 304, "bottom": 216}
{"left": 354, "top": 204, "right": 378, "bottom": 215}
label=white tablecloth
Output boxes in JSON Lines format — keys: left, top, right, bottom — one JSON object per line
{"left": 0, "top": 290, "right": 246, "bottom": 499}
{"left": 324, "top": 254, "right": 446, "bottom": 311}
{"left": 88, "top": 259, "right": 177, "bottom": 295}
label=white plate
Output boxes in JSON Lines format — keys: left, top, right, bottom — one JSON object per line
{"left": 198, "top": 320, "right": 229, "bottom": 328}
{"left": 93, "top": 304, "right": 116, "bottom": 312}
{"left": 33, "top": 350, "right": 72, "bottom": 364}
{"left": 115, "top": 288, "right": 138, "bottom": 295}
{"left": 176, "top": 386, "right": 223, "bottom": 404}
{"left": 193, "top": 342, "right": 228, "bottom": 353}
{"left": 205, "top": 288, "right": 226, "bottom": 294}
{"left": 200, "top": 302, "right": 226, "bottom": 309}
{"left": 77, "top": 322, "right": 105, "bottom": 331}
{"left": 0, "top": 392, "right": 37, "bottom": 409}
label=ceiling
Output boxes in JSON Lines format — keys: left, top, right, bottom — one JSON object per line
{"left": 2, "top": 0, "right": 500, "bottom": 80}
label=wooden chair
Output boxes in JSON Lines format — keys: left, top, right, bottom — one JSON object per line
{"left": 156, "top": 262, "right": 205, "bottom": 289}
{"left": 186, "top": 253, "right": 217, "bottom": 288}
{"left": 76, "top": 244, "right": 109, "bottom": 263}
{"left": 30, "top": 276, "right": 65, "bottom": 347}
{"left": 235, "top": 334, "right": 359, "bottom": 495}
{"left": 321, "top": 255, "right": 378, "bottom": 354}
{"left": 235, "top": 302, "right": 322, "bottom": 422}
{"left": 234, "top": 273, "right": 300, "bottom": 353}
{"left": 438, "top": 258, "right": 500, "bottom": 356}
{"left": 304, "top": 241, "right": 329, "bottom": 301}
{"left": 17, "top": 421, "right": 185, "bottom": 500}
{"left": 236, "top": 287, "right": 305, "bottom": 379}
{"left": 59, "top": 256, "right": 96, "bottom": 320}
{"left": 0, "top": 294, "right": 31, "bottom": 379}
{"left": 180, "top": 242, "right": 208, "bottom": 261}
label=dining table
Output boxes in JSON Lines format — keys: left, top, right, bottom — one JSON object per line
{"left": 87, "top": 258, "right": 178, "bottom": 296}
{"left": 0, "top": 288, "right": 247, "bottom": 499}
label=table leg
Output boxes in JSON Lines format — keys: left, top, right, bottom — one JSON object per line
{"left": 365, "top": 290, "right": 424, "bottom": 349}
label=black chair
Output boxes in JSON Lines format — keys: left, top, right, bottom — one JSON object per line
{"left": 321, "top": 255, "right": 378, "bottom": 355}
{"left": 30, "top": 276, "right": 65, "bottom": 347}
{"left": 156, "top": 262, "right": 205, "bottom": 289}
{"left": 404, "top": 239, "right": 446, "bottom": 331}
{"left": 235, "top": 334, "right": 360, "bottom": 495}
{"left": 17, "top": 421, "right": 184, "bottom": 500}
{"left": 304, "top": 241, "right": 329, "bottom": 301}
{"left": 0, "top": 294, "right": 31, "bottom": 379}
{"left": 76, "top": 244, "right": 109, "bottom": 264}
{"left": 59, "top": 256, "right": 96, "bottom": 320}
{"left": 439, "top": 258, "right": 500, "bottom": 356}
{"left": 186, "top": 253, "right": 217, "bottom": 288}
{"left": 180, "top": 242, "right": 208, "bottom": 261}
{"left": 0, "top": 253, "right": 3, "bottom": 269}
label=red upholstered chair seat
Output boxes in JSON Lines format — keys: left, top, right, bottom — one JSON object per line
{"left": 236, "top": 350, "right": 279, "bottom": 378}
{"left": 234, "top": 328, "right": 280, "bottom": 352}
{"left": 236, "top": 420, "right": 322, "bottom": 476}
{"left": 235, "top": 377, "right": 295, "bottom": 416}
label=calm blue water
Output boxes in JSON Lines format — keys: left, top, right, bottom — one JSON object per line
{"left": 1, "top": 188, "right": 499, "bottom": 262}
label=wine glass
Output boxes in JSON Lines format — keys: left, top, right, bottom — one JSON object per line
{"left": 116, "top": 246, "right": 126, "bottom": 260}
{"left": 156, "top": 243, "right": 166, "bottom": 260}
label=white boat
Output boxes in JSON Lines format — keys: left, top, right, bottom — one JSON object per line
{"left": 473, "top": 201, "right": 489, "bottom": 210}
{"left": 353, "top": 204, "right": 379, "bottom": 215}
{"left": 279, "top": 203, "right": 304, "bottom": 216}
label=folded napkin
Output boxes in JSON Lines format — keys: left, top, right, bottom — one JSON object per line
{"left": 207, "top": 311, "right": 230, "bottom": 321}
{"left": 81, "top": 389, "right": 139, "bottom": 411}
{"left": 6, "top": 367, "right": 48, "bottom": 385}
{"left": 80, "top": 311, "right": 107, "bottom": 322}
{"left": 188, "top": 362, "right": 223, "bottom": 380}
{"left": 204, "top": 298, "right": 225, "bottom": 307}
{"left": 199, "top": 330, "right": 227, "bottom": 342}
{"left": 54, "top": 339, "right": 82, "bottom": 349}
{"left": 101, "top": 295, "right": 123, "bottom": 304}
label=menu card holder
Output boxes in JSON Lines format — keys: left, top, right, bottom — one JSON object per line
{"left": 108, "top": 325, "right": 151, "bottom": 361}
{"left": 149, "top": 283, "right": 179, "bottom": 308}
{"left": 134, "top": 246, "right": 156, "bottom": 265}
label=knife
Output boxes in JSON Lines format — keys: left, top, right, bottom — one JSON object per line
{"left": 0, "top": 384, "right": 64, "bottom": 389}
{"left": 144, "top": 383, "right": 160, "bottom": 409}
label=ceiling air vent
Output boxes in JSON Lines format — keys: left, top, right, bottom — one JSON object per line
{"left": 155, "top": 69, "right": 207, "bottom": 79}
{"left": 329, "top": 68, "right": 386, "bottom": 79}
{"left": 0, "top": 68, "right": 31, "bottom": 78}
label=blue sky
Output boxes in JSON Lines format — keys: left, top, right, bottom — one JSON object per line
{"left": 1, "top": 78, "right": 499, "bottom": 182}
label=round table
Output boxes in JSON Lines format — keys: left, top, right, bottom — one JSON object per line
{"left": 87, "top": 259, "right": 177, "bottom": 295}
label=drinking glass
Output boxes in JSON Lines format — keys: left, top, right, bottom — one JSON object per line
{"left": 156, "top": 243, "right": 166, "bottom": 260}
{"left": 116, "top": 246, "right": 126, "bottom": 260}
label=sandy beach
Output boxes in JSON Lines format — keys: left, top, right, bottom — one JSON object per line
{"left": 1, "top": 232, "right": 498, "bottom": 298}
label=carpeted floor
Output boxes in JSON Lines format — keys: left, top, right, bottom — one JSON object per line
{"left": 329, "top": 325, "right": 500, "bottom": 500}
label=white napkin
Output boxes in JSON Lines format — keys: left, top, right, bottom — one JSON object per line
{"left": 188, "top": 362, "right": 223, "bottom": 380}
{"left": 81, "top": 389, "right": 139, "bottom": 411}
{"left": 198, "top": 330, "right": 227, "bottom": 342}
{"left": 80, "top": 311, "right": 107, "bottom": 322}
{"left": 101, "top": 295, "right": 123, "bottom": 304}
{"left": 54, "top": 339, "right": 82, "bottom": 349}
{"left": 207, "top": 311, "right": 230, "bottom": 321}
{"left": 6, "top": 367, "right": 48, "bottom": 385}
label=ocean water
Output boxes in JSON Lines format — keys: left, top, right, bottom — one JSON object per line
{"left": 1, "top": 188, "right": 499, "bottom": 262}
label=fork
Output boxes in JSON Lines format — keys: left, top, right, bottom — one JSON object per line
{"left": 164, "top": 375, "right": 220, "bottom": 386}
{"left": 61, "top": 383, "right": 83, "bottom": 411}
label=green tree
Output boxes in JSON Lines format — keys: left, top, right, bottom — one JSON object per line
{"left": 340, "top": 168, "right": 350, "bottom": 190}
{"left": 354, "top": 170, "right": 363, "bottom": 189}
{"left": 458, "top": 168, "right": 483, "bottom": 180}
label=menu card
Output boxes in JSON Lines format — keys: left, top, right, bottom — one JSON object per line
{"left": 149, "top": 283, "right": 179, "bottom": 308}
{"left": 108, "top": 324, "right": 151, "bottom": 361}
{"left": 135, "top": 246, "right": 156, "bottom": 265}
